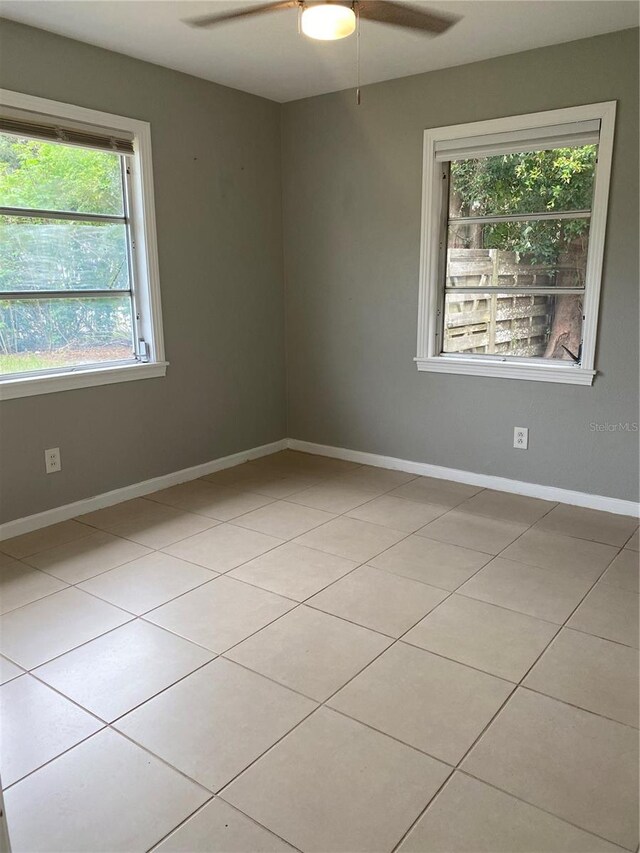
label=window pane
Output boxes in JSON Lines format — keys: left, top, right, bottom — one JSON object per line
{"left": 442, "top": 291, "right": 583, "bottom": 360}
{"left": 449, "top": 145, "right": 596, "bottom": 218}
{"left": 0, "top": 134, "right": 124, "bottom": 215}
{"left": 0, "top": 217, "right": 130, "bottom": 292}
{"left": 446, "top": 219, "right": 590, "bottom": 289}
{"left": 0, "top": 295, "right": 134, "bottom": 374}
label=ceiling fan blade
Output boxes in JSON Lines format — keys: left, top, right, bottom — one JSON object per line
{"left": 356, "top": 1, "right": 458, "bottom": 34}
{"left": 185, "top": 1, "right": 297, "bottom": 29}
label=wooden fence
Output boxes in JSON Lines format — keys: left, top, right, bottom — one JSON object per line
{"left": 443, "top": 248, "right": 564, "bottom": 357}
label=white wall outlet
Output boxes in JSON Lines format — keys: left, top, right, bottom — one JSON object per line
{"left": 513, "top": 427, "right": 529, "bottom": 450}
{"left": 45, "top": 447, "right": 61, "bottom": 474}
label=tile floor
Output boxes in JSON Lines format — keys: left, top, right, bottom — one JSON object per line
{"left": 0, "top": 450, "right": 638, "bottom": 853}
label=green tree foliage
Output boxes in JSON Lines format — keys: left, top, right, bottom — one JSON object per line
{"left": 450, "top": 145, "right": 597, "bottom": 263}
{"left": 0, "top": 134, "right": 122, "bottom": 213}
{"left": 0, "top": 135, "right": 133, "bottom": 369}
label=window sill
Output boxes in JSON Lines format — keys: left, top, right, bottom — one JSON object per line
{"left": 415, "top": 356, "right": 596, "bottom": 385}
{"left": 0, "top": 361, "right": 168, "bottom": 401}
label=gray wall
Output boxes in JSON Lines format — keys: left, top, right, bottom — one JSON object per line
{"left": 0, "top": 18, "right": 287, "bottom": 523}
{"left": 1, "top": 23, "right": 638, "bottom": 523}
{"left": 282, "top": 28, "right": 639, "bottom": 502}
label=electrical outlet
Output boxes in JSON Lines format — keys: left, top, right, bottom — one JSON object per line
{"left": 45, "top": 447, "right": 61, "bottom": 474}
{"left": 513, "top": 427, "right": 529, "bottom": 450}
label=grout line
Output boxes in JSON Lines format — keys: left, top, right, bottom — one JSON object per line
{"left": 108, "top": 725, "right": 217, "bottom": 795}
{"left": 383, "top": 524, "right": 567, "bottom": 852}
{"left": 2, "top": 453, "right": 638, "bottom": 852}
{"left": 145, "top": 794, "right": 216, "bottom": 852}
{"left": 441, "top": 526, "right": 634, "bottom": 774}
{"left": 0, "top": 722, "right": 110, "bottom": 792}
{"left": 147, "top": 794, "right": 304, "bottom": 853}
{"left": 32, "top": 548, "right": 154, "bottom": 586}
{"left": 0, "top": 611, "right": 138, "bottom": 673}
{"left": 560, "top": 622, "right": 639, "bottom": 650}
{"left": 455, "top": 768, "right": 635, "bottom": 853}
{"left": 518, "top": 682, "right": 639, "bottom": 730}
{"left": 389, "top": 768, "right": 454, "bottom": 853}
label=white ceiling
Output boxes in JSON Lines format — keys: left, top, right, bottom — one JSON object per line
{"left": 2, "top": 1, "right": 638, "bottom": 102}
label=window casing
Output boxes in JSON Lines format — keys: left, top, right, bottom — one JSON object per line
{"left": 0, "top": 90, "right": 166, "bottom": 400}
{"left": 416, "top": 102, "right": 616, "bottom": 385}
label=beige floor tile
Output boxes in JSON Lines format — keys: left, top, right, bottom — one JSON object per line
{"left": 388, "top": 477, "right": 481, "bottom": 508}
{"left": 308, "top": 566, "right": 448, "bottom": 637}
{"left": 226, "top": 605, "right": 391, "bottom": 700}
{"left": 201, "top": 463, "right": 263, "bottom": 488}
{"left": 0, "top": 587, "right": 131, "bottom": 669}
{"left": 249, "top": 450, "right": 308, "bottom": 469}
{"left": 462, "top": 688, "right": 639, "bottom": 850}
{"left": 106, "top": 505, "right": 219, "bottom": 549}
{"left": 80, "top": 498, "right": 218, "bottom": 547}
{"left": 150, "top": 481, "right": 276, "bottom": 521}
{"left": 456, "top": 489, "right": 556, "bottom": 525}
{"left": 501, "top": 529, "right": 617, "bottom": 580}
{"left": 625, "top": 528, "right": 639, "bottom": 551}
{"left": 35, "top": 619, "right": 213, "bottom": 721}
{"left": 535, "top": 505, "right": 638, "bottom": 547}
{"left": 0, "top": 559, "right": 67, "bottom": 614}
{"left": 346, "top": 495, "right": 447, "bottom": 532}
{"left": 78, "top": 552, "right": 216, "bottom": 615}
{"left": 228, "top": 543, "right": 358, "bottom": 601}
{"left": 24, "top": 531, "right": 151, "bottom": 584}
{"left": 329, "top": 642, "right": 512, "bottom": 764}
{"left": 222, "top": 707, "right": 450, "bottom": 853}
{"left": 288, "top": 482, "right": 379, "bottom": 514}
{"left": 155, "top": 799, "right": 295, "bottom": 852}
{"left": 333, "top": 466, "right": 418, "bottom": 494}
{"left": 417, "top": 511, "right": 528, "bottom": 555}
{"left": 4, "top": 728, "right": 208, "bottom": 853}
{"left": 524, "top": 628, "right": 639, "bottom": 727}
{"left": 249, "top": 451, "right": 344, "bottom": 476}
{"left": 294, "top": 517, "right": 406, "bottom": 563}
{"left": 0, "top": 520, "right": 93, "bottom": 559}
{"left": 145, "top": 575, "right": 294, "bottom": 653}
{"left": 77, "top": 497, "right": 161, "bottom": 530}
{"left": 163, "top": 523, "right": 283, "bottom": 572}
{"left": 600, "top": 548, "right": 639, "bottom": 593}
{"left": 369, "top": 535, "right": 490, "bottom": 591}
{"left": 116, "top": 658, "right": 315, "bottom": 792}
{"left": 459, "top": 557, "right": 593, "bottom": 624}
{"left": 233, "top": 500, "right": 335, "bottom": 539}
{"left": 567, "top": 582, "right": 639, "bottom": 647}
{"left": 404, "top": 594, "right": 558, "bottom": 682}
{"left": 0, "top": 674, "right": 102, "bottom": 787}
{"left": 0, "top": 655, "right": 23, "bottom": 685}
{"left": 0, "top": 551, "right": 16, "bottom": 567}
{"left": 397, "top": 772, "right": 622, "bottom": 853}
{"left": 254, "top": 452, "right": 357, "bottom": 476}
{"left": 237, "top": 471, "right": 323, "bottom": 499}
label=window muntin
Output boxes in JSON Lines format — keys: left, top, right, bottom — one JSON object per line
{"left": 0, "top": 133, "right": 137, "bottom": 376}
{"left": 440, "top": 143, "right": 597, "bottom": 363}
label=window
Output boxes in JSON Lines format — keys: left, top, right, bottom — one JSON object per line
{"left": 0, "top": 90, "right": 165, "bottom": 399}
{"left": 416, "top": 102, "right": 616, "bottom": 384}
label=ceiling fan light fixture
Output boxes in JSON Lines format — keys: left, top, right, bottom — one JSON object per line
{"left": 301, "top": 2, "right": 356, "bottom": 40}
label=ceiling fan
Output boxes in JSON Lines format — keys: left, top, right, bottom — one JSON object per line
{"left": 184, "top": 1, "right": 458, "bottom": 42}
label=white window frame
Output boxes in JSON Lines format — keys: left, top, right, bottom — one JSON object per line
{"left": 0, "top": 89, "right": 167, "bottom": 400}
{"left": 415, "top": 101, "right": 616, "bottom": 385}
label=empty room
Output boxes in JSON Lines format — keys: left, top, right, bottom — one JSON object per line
{"left": 0, "top": 1, "right": 638, "bottom": 851}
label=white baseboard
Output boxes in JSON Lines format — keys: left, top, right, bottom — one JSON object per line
{"left": 2, "top": 434, "right": 637, "bottom": 541}
{"left": 287, "top": 439, "right": 640, "bottom": 518}
{"left": 0, "top": 439, "right": 287, "bottom": 541}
